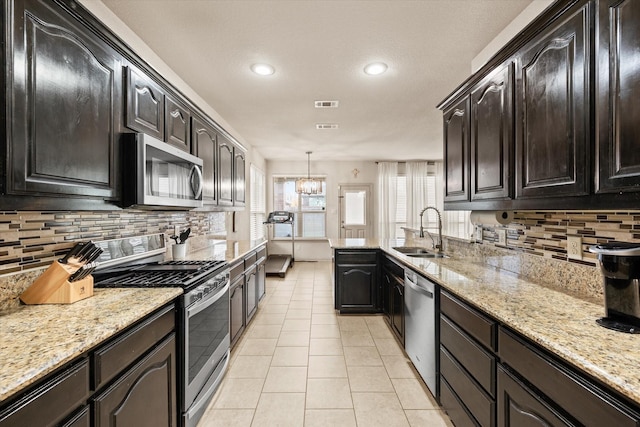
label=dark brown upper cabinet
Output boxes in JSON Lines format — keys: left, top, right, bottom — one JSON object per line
{"left": 596, "top": 0, "right": 640, "bottom": 194}
{"left": 192, "top": 116, "right": 218, "bottom": 205}
{"left": 234, "top": 150, "right": 246, "bottom": 207}
{"left": 470, "top": 62, "right": 514, "bottom": 201}
{"left": 126, "top": 66, "right": 165, "bottom": 140}
{"left": 514, "top": 2, "right": 590, "bottom": 199}
{"left": 4, "top": 0, "right": 122, "bottom": 207}
{"left": 443, "top": 97, "right": 470, "bottom": 203}
{"left": 218, "top": 136, "right": 234, "bottom": 207}
{"left": 165, "top": 94, "right": 191, "bottom": 152}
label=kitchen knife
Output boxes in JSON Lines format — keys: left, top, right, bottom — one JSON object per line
{"left": 59, "top": 242, "right": 85, "bottom": 264}
{"left": 83, "top": 246, "right": 103, "bottom": 264}
{"left": 68, "top": 262, "right": 98, "bottom": 282}
{"left": 75, "top": 242, "right": 96, "bottom": 263}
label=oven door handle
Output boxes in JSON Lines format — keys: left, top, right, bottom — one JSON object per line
{"left": 187, "top": 282, "right": 230, "bottom": 317}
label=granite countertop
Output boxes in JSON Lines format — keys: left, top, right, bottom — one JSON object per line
{"left": 329, "top": 238, "right": 640, "bottom": 405}
{"left": 174, "top": 238, "right": 267, "bottom": 264}
{"left": 0, "top": 288, "right": 182, "bottom": 403}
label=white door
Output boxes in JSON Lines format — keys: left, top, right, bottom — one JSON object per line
{"left": 339, "top": 184, "right": 373, "bottom": 238}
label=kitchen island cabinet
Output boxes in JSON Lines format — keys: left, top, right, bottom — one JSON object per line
{"left": 334, "top": 249, "right": 380, "bottom": 314}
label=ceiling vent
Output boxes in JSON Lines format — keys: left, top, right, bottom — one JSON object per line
{"left": 314, "top": 100, "right": 339, "bottom": 108}
{"left": 316, "top": 123, "right": 339, "bottom": 130}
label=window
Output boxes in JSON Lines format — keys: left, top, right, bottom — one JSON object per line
{"left": 273, "top": 176, "right": 326, "bottom": 238}
{"left": 250, "top": 164, "right": 266, "bottom": 241}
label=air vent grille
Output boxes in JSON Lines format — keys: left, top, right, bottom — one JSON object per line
{"left": 316, "top": 123, "right": 339, "bottom": 130}
{"left": 314, "top": 100, "right": 339, "bottom": 108}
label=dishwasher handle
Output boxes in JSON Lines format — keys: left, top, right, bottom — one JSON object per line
{"left": 405, "top": 273, "right": 434, "bottom": 299}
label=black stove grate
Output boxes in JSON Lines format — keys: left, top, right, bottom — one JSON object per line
{"left": 94, "top": 260, "right": 227, "bottom": 289}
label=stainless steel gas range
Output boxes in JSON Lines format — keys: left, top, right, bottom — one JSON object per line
{"left": 92, "top": 234, "right": 230, "bottom": 427}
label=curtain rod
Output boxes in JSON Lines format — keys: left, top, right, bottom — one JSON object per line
{"left": 374, "top": 160, "right": 437, "bottom": 164}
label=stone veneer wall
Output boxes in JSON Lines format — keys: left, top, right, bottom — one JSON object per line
{"left": 444, "top": 210, "right": 640, "bottom": 304}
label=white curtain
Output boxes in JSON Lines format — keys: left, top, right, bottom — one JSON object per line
{"left": 406, "top": 161, "right": 436, "bottom": 229}
{"left": 436, "top": 161, "right": 474, "bottom": 239}
{"left": 377, "top": 162, "right": 398, "bottom": 239}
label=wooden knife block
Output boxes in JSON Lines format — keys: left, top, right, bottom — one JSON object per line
{"left": 20, "top": 261, "right": 94, "bottom": 305}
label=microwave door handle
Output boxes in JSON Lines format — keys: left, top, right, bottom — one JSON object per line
{"left": 191, "top": 165, "right": 204, "bottom": 199}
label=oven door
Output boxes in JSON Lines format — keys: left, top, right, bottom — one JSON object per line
{"left": 183, "top": 281, "right": 230, "bottom": 410}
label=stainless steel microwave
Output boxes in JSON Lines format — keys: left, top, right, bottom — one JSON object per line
{"left": 122, "top": 133, "right": 203, "bottom": 209}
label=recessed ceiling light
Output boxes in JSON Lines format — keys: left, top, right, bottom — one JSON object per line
{"left": 363, "top": 62, "right": 388, "bottom": 76}
{"left": 251, "top": 63, "right": 275, "bottom": 76}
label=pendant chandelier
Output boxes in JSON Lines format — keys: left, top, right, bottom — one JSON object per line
{"left": 295, "top": 151, "right": 321, "bottom": 195}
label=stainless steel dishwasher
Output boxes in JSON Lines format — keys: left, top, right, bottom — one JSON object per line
{"left": 404, "top": 269, "right": 437, "bottom": 396}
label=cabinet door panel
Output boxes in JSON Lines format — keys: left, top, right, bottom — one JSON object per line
{"left": 218, "top": 138, "right": 234, "bottom": 206}
{"left": 94, "top": 334, "right": 177, "bottom": 427}
{"left": 192, "top": 117, "right": 217, "bottom": 204}
{"left": 515, "top": 4, "right": 590, "bottom": 199}
{"left": 245, "top": 267, "right": 257, "bottom": 323}
{"left": 337, "top": 265, "right": 377, "bottom": 312}
{"left": 126, "top": 67, "right": 164, "bottom": 139}
{"left": 234, "top": 151, "right": 246, "bottom": 206}
{"left": 471, "top": 63, "right": 513, "bottom": 200}
{"left": 165, "top": 95, "right": 191, "bottom": 152}
{"left": 597, "top": 0, "right": 640, "bottom": 192}
{"left": 9, "top": 0, "right": 121, "bottom": 199}
{"left": 443, "top": 97, "right": 470, "bottom": 202}
{"left": 230, "top": 280, "right": 245, "bottom": 347}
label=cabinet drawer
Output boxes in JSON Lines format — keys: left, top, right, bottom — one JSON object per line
{"left": 256, "top": 246, "right": 267, "bottom": 261}
{"left": 499, "top": 327, "right": 640, "bottom": 427}
{"left": 441, "top": 291, "right": 496, "bottom": 351}
{"left": 336, "top": 250, "right": 378, "bottom": 264}
{"left": 244, "top": 251, "right": 258, "bottom": 267}
{"left": 93, "top": 304, "right": 175, "bottom": 389}
{"left": 440, "top": 377, "right": 480, "bottom": 427}
{"left": 62, "top": 406, "right": 90, "bottom": 427}
{"left": 441, "top": 347, "right": 495, "bottom": 427}
{"left": 230, "top": 260, "right": 244, "bottom": 281}
{"left": 0, "top": 359, "right": 90, "bottom": 427}
{"left": 441, "top": 315, "right": 496, "bottom": 397}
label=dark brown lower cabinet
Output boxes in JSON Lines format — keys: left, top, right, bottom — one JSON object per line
{"left": 440, "top": 377, "right": 479, "bottom": 427}
{"left": 390, "top": 279, "right": 404, "bottom": 344}
{"left": 497, "top": 366, "right": 572, "bottom": 427}
{"left": 245, "top": 265, "right": 258, "bottom": 324}
{"left": 230, "top": 275, "right": 245, "bottom": 347}
{"left": 93, "top": 333, "right": 177, "bottom": 427}
{"left": 62, "top": 407, "right": 90, "bottom": 427}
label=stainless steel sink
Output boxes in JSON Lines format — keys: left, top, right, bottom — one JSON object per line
{"left": 392, "top": 246, "right": 430, "bottom": 254}
{"left": 392, "top": 247, "right": 448, "bottom": 258}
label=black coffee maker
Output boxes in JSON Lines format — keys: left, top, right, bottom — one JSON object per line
{"left": 589, "top": 242, "right": 640, "bottom": 333}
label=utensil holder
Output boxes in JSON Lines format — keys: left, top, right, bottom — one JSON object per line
{"left": 172, "top": 243, "right": 187, "bottom": 260}
{"left": 20, "top": 261, "right": 94, "bottom": 304}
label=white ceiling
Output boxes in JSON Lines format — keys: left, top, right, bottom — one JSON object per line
{"left": 99, "top": 0, "right": 533, "bottom": 162}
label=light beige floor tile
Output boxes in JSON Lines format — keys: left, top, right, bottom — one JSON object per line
{"left": 291, "top": 294, "right": 313, "bottom": 302}
{"left": 338, "top": 316, "right": 369, "bottom": 331}
{"left": 248, "top": 324, "right": 282, "bottom": 339}
{"left": 344, "top": 346, "right": 383, "bottom": 366}
{"left": 310, "top": 324, "right": 341, "bottom": 338}
{"left": 277, "top": 330, "right": 310, "bottom": 346}
{"left": 286, "top": 309, "right": 313, "bottom": 319}
{"left": 352, "top": 393, "right": 410, "bottom": 427}
{"left": 212, "top": 378, "right": 264, "bottom": 409}
{"left": 271, "top": 346, "right": 309, "bottom": 366}
{"left": 227, "top": 355, "right": 272, "bottom": 378}
{"left": 288, "top": 300, "right": 313, "bottom": 310}
{"left": 239, "top": 339, "right": 277, "bottom": 356}
{"left": 382, "top": 355, "right": 418, "bottom": 379}
{"left": 306, "top": 378, "right": 353, "bottom": 409}
{"left": 405, "top": 410, "right": 453, "bottom": 427}
{"left": 367, "top": 321, "right": 395, "bottom": 339}
{"left": 263, "top": 366, "right": 308, "bottom": 392}
{"left": 309, "top": 338, "right": 343, "bottom": 356}
{"left": 392, "top": 378, "right": 437, "bottom": 409}
{"left": 304, "top": 409, "right": 357, "bottom": 427}
{"left": 374, "top": 337, "right": 405, "bottom": 356}
{"left": 267, "top": 297, "right": 292, "bottom": 305}
{"left": 260, "top": 304, "right": 289, "bottom": 314}
{"left": 312, "top": 304, "right": 335, "bottom": 314}
{"left": 252, "top": 313, "right": 286, "bottom": 325}
{"left": 308, "top": 355, "right": 348, "bottom": 378}
{"left": 252, "top": 393, "right": 305, "bottom": 427}
{"left": 312, "top": 314, "right": 338, "bottom": 325}
{"left": 312, "top": 298, "right": 334, "bottom": 306}
{"left": 347, "top": 366, "right": 394, "bottom": 392}
{"left": 282, "top": 318, "right": 311, "bottom": 331}
{"left": 199, "top": 409, "right": 254, "bottom": 427}
{"left": 341, "top": 330, "right": 375, "bottom": 347}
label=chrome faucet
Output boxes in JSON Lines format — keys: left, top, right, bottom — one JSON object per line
{"left": 419, "top": 207, "right": 443, "bottom": 253}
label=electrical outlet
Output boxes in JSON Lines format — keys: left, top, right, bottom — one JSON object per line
{"left": 497, "top": 229, "right": 507, "bottom": 246}
{"left": 475, "top": 225, "right": 483, "bottom": 242}
{"left": 567, "top": 235, "right": 583, "bottom": 260}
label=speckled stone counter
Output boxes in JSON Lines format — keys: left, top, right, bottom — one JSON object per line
{"left": 0, "top": 288, "right": 182, "bottom": 403}
{"left": 172, "top": 238, "right": 267, "bottom": 264}
{"left": 330, "top": 238, "right": 640, "bottom": 406}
